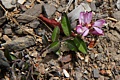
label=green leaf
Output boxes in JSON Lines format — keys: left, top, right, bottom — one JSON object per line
{"left": 10, "top": 54, "right": 17, "bottom": 61}
{"left": 52, "top": 26, "right": 60, "bottom": 42}
{"left": 49, "top": 41, "right": 60, "bottom": 52}
{"left": 4, "top": 49, "right": 17, "bottom": 61}
{"left": 66, "top": 40, "right": 78, "bottom": 51}
{"left": 4, "top": 49, "right": 12, "bottom": 61}
{"left": 61, "top": 12, "right": 71, "bottom": 36}
{"left": 74, "top": 37, "right": 87, "bottom": 54}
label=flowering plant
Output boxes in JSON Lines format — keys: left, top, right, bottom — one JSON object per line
{"left": 76, "top": 12, "right": 105, "bottom": 37}
{"left": 49, "top": 12, "right": 105, "bottom": 54}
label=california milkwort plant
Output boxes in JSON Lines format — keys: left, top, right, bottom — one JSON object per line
{"left": 76, "top": 12, "right": 105, "bottom": 36}
{"left": 49, "top": 12, "right": 105, "bottom": 55}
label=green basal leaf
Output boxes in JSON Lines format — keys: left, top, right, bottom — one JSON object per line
{"left": 52, "top": 26, "right": 60, "bottom": 42}
{"left": 74, "top": 37, "right": 87, "bottom": 54}
{"left": 66, "top": 40, "right": 78, "bottom": 51}
{"left": 4, "top": 49, "right": 12, "bottom": 61}
{"left": 10, "top": 54, "right": 17, "bottom": 61}
{"left": 4, "top": 49, "right": 17, "bottom": 61}
{"left": 49, "top": 41, "right": 60, "bottom": 52}
{"left": 61, "top": 12, "right": 71, "bottom": 36}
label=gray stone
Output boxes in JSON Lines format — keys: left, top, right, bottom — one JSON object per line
{"left": 17, "top": 4, "right": 43, "bottom": 23}
{"left": 116, "top": 0, "right": 120, "bottom": 9}
{"left": 4, "top": 28, "right": 12, "bottom": 35}
{"left": 35, "top": 29, "right": 46, "bottom": 36}
{"left": 4, "top": 24, "right": 12, "bottom": 35}
{"left": 43, "top": 4, "right": 56, "bottom": 17}
{"left": 11, "top": 0, "right": 17, "bottom": 5}
{"left": 19, "top": 5, "right": 27, "bottom": 12}
{"left": 93, "top": 69, "right": 99, "bottom": 78}
{"left": 90, "top": 2, "right": 96, "bottom": 11}
{"left": 113, "top": 11, "right": 120, "bottom": 21}
{"left": 75, "top": 72, "right": 82, "bottom": 80}
{"left": 1, "top": 36, "right": 36, "bottom": 51}
{"left": 84, "top": 70, "right": 88, "bottom": 75}
{"left": 98, "top": 75, "right": 104, "bottom": 80}
{"left": 1, "top": 0, "right": 16, "bottom": 9}
{"left": 58, "top": 6, "right": 64, "bottom": 12}
{"left": 0, "top": 16, "right": 6, "bottom": 26}
{"left": 0, "top": 50, "right": 10, "bottom": 69}
{"left": 97, "top": 45, "right": 103, "bottom": 53}
{"left": 29, "top": 20, "right": 40, "bottom": 28}
{"left": 68, "top": 3, "right": 91, "bottom": 23}
{"left": 90, "top": 53, "right": 95, "bottom": 60}
{"left": 114, "top": 21, "right": 120, "bottom": 32}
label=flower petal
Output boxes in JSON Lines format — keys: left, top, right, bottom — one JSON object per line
{"left": 76, "top": 25, "right": 83, "bottom": 34}
{"left": 91, "top": 30, "right": 104, "bottom": 35}
{"left": 93, "top": 19, "right": 105, "bottom": 27}
{"left": 93, "top": 27, "right": 103, "bottom": 34}
{"left": 79, "top": 12, "right": 85, "bottom": 24}
{"left": 76, "top": 25, "right": 89, "bottom": 35}
{"left": 85, "top": 12, "right": 92, "bottom": 24}
{"left": 82, "top": 29, "right": 89, "bottom": 36}
{"left": 79, "top": 12, "right": 93, "bottom": 24}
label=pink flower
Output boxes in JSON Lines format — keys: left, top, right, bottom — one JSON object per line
{"left": 76, "top": 12, "right": 105, "bottom": 36}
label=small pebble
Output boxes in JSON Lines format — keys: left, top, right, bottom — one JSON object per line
{"left": 63, "top": 69, "right": 70, "bottom": 78}
{"left": 93, "top": 69, "right": 99, "bottom": 78}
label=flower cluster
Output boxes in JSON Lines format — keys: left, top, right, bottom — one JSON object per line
{"left": 76, "top": 12, "right": 105, "bottom": 36}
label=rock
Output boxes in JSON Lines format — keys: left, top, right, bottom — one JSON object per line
{"left": 114, "top": 21, "right": 120, "bottom": 32}
{"left": 97, "top": 45, "right": 103, "bottom": 53}
{"left": 2, "top": 35, "right": 11, "bottom": 42}
{"left": 11, "top": 0, "right": 17, "bottom": 5}
{"left": 68, "top": 2, "right": 91, "bottom": 23}
{"left": 58, "top": 6, "right": 64, "bottom": 12}
{"left": 60, "top": 54, "right": 72, "bottom": 63}
{"left": 29, "top": 51, "right": 38, "bottom": 57}
{"left": 106, "top": 70, "right": 112, "bottom": 76}
{"left": 1, "top": 0, "right": 16, "bottom": 9}
{"left": 17, "top": 4, "right": 43, "bottom": 23}
{"left": 29, "top": 20, "right": 40, "bottom": 28}
{"left": 49, "top": 60, "right": 56, "bottom": 66}
{"left": 0, "top": 50, "right": 10, "bottom": 69}
{"left": 75, "top": 71, "right": 82, "bottom": 80}
{"left": 112, "top": 30, "right": 120, "bottom": 40}
{"left": 4, "top": 24, "right": 12, "bottom": 35}
{"left": 113, "top": 11, "right": 120, "bottom": 21}
{"left": 37, "top": 63, "right": 45, "bottom": 75}
{"left": 63, "top": 69, "right": 70, "bottom": 78}
{"left": 90, "top": 1, "right": 96, "bottom": 11}
{"left": 71, "top": 21, "right": 77, "bottom": 29}
{"left": 18, "top": 0, "right": 26, "bottom": 4}
{"left": 116, "top": 0, "right": 120, "bottom": 9}
{"left": 85, "top": 55, "right": 89, "bottom": 63}
{"left": 0, "top": 8, "right": 4, "bottom": 17}
{"left": 95, "top": 0, "right": 103, "bottom": 7}
{"left": 1, "top": 36, "right": 36, "bottom": 51}
{"left": 115, "top": 75, "right": 120, "bottom": 80}
{"left": 43, "top": 4, "right": 56, "bottom": 17}
{"left": 93, "top": 69, "right": 99, "bottom": 78}
{"left": 90, "top": 53, "right": 95, "bottom": 60}
{"left": 4, "top": 28, "right": 12, "bottom": 35}
{"left": 0, "top": 16, "right": 6, "bottom": 26}
{"left": 98, "top": 75, "right": 104, "bottom": 80}
{"left": 84, "top": 70, "right": 88, "bottom": 75}
{"left": 19, "top": 4, "right": 27, "bottom": 12}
